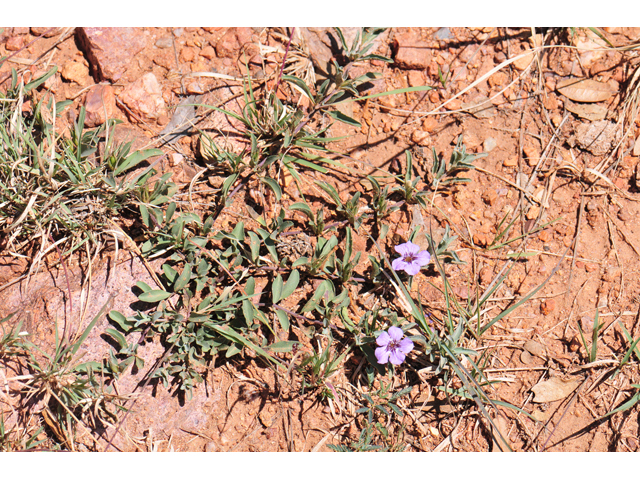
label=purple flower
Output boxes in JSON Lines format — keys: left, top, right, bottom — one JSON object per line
{"left": 391, "top": 241, "right": 430, "bottom": 275}
{"left": 375, "top": 326, "right": 414, "bottom": 365}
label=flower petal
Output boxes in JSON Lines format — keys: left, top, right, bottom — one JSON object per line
{"left": 394, "top": 241, "right": 419, "bottom": 256}
{"left": 376, "top": 331, "right": 391, "bottom": 347}
{"left": 403, "top": 261, "right": 421, "bottom": 275}
{"left": 389, "top": 350, "right": 406, "bottom": 365}
{"left": 415, "top": 250, "right": 431, "bottom": 266}
{"left": 388, "top": 326, "right": 404, "bottom": 342}
{"left": 398, "top": 337, "right": 414, "bottom": 354}
{"left": 375, "top": 346, "right": 390, "bottom": 364}
{"left": 392, "top": 257, "right": 409, "bottom": 272}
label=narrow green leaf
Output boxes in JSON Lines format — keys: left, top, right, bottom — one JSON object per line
{"left": 326, "top": 110, "right": 361, "bottom": 127}
{"left": 260, "top": 177, "right": 282, "bottom": 202}
{"left": 138, "top": 289, "right": 172, "bottom": 302}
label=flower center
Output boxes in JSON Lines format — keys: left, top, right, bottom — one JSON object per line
{"left": 403, "top": 254, "right": 417, "bottom": 263}
{"left": 388, "top": 339, "right": 400, "bottom": 351}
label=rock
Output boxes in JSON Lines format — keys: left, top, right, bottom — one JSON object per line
{"left": 215, "top": 28, "right": 241, "bottom": 58}
{"left": 633, "top": 136, "right": 640, "bottom": 157}
{"left": 5, "top": 35, "right": 27, "bottom": 51}
{"left": 574, "top": 120, "right": 622, "bottom": 156}
{"left": 61, "top": 61, "right": 90, "bottom": 86}
{"left": 503, "top": 156, "right": 517, "bottom": 167}
{"left": 461, "top": 95, "right": 496, "bottom": 118}
{"left": 483, "top": 137, "right": 497, "bottom": 152}
{"left": 407, "top": 70, "right": 424, "bottom": 87}
{"left": 512, "top": 49, "right": 535, "bottom": 71}
{"left": 434, "top": 28, "right": 454, "bottom": 40}
{"left": 30, "top": 27, "right": 63, "bottom": 38}
{"left": 76, "top": 27, "right": 147, "bottom": 82}
{"left": 473, "top": 232, "right": 491, "bottom": 248}
{"left": 538, "top": 229, "right": 552, "bottom": 242}
{"left": 540, "top": 298, "right": 556, "bottom": 315}
{"left": 200, "top": 45, "right": 216, "bottom": 60}
{"left": 479, "top": 266, "right": 493, "bottom": 285}
{"left": 411, "top": 129, "right": 430, "bottom": 146}
{"left": 481, "top": 190, "right": 498, "bottom": 206}
{"left": 393, "top": 31, "right": 432, "bottom": 69}
{"left": 155, "top": 37, "right": 173, "bottom": 49}
{"left": 119, "top": 73, "right": 167, "bottom": 123}
{"left": 489, "top": 71, "right": 507, "bottom": 87}
{"left": 180, "top": 47, "right": 195, "bottom": 62}
{"left": 84, "top": 85, "right": 116, "bottom": 127}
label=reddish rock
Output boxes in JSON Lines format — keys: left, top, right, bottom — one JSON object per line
{"left": 180, "top": 47, "right": 195, "bottom": 62}
{"left": 76, "top": 27, "right": 147, "bottom": 82}
{"left": 84, "top": 85, "right": 116, "bottom": 127}
{"left": 30, "top": 27, "right": 63, "bottom": 38}
{"left": 540, "top": 299, "right": 556, "bottom": 316}
{"left": 119, "top": 73, "right": 166, "bottom": 123}
{"left": 200, "top": 45, "right": 216, "bottom": 60}
{"left": 215, "top": 28, "right": 240, "bottom": 58}
{"left": 5, "top": 35, "right": 27, "bottom": 51}
{"left": 393, "top": 31, "right": 432, "bottom": 70}
{"left": 61, "top": 61, "right": 90, "bottom": 86}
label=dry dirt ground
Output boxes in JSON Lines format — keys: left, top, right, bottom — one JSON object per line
{"left": 2, "top": 27, "right": 640, "bottom": 452}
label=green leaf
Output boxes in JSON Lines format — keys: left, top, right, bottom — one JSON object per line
{"left": 269, "top": 340, "right": 297, "bottom": 353}
{"left": 24, "top": 67, "right": 57, "bottom": 92}
{"left": 138, "top": 289, "right": 172, "bottom": 302}
{"left": 135, "top": 281, "right": 152, "bottom": 293}
{"left": 272, "top": 274, "right": 284, "bottom": 303}
{"left": 105, "top": 328, "right": 128, "bottom": 349}
{"left": 326, "top": 110, "right": 361, "bottom": 127}
{"left": 289, "top": 202, "right": 313, "bottom": 218}
{"left": 242, "top": 299, "right": 255, "bottom": 326}
{"left": 282, "top": 75, "right": 314, "bottom": 102}
{"left": 114, "top": 148, "right": 163, "bottom": 176}
{"left": 174, "top": 263, "right": 193, "bottom": 292}
{"left": 260, "top": 177, "right": 282, "bottom": 202}
{"left": 281, "top": 270, "right": 300, "bottom": 299}
{"left": 162, "top": 264, "right": 179, "bottom": 284}
{"left": 108, "top": 310, "right": 133, "bottom": 332}
{"left": 275, "top": 308, "right": 290, "bottom": 331}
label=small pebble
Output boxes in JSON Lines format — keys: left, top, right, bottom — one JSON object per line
{"left": 483, "top": 137, "right": 497, "bottom": 152}
{"left": 155, "top": 37, "right": 173, "bottom": 48}
{"left": 540, "top": 298, "right": 556, "bottom": 315}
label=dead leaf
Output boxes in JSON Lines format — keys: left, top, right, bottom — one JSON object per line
{"left": 531, "top": 376, "right": 582, "bottom": 403}
{"left": 565, "top": 99, "right": 608, "bottom": 121}
{"left": 523, "top": 340, "right": 546, "bottom": 358}
{"left": 557, "top": 78, "right": 616, "bottom": 103}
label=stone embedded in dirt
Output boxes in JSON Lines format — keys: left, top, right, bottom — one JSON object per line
{"left": 5, "top": 35, "right": 27, "bottom": 51}
{"left": 473, "top": 232, "right": 491, "bottom": 248}
{"left": 481, "top": 189, "right": 497, "bottom": 206}
{"left": 489, "top": 71, "right": 507, "bottom": 87}
{"left": 393, "top": 31, "right": 432, "bottom": 70}
{"left": 84, "top": 85, "right": 116, "bottom": 127}
{"left": 633, "top": 136, "right": 640, "bottom": 157}
{"left": 76, "top": 27, "right": 147, "bottom": 82}
{"left": 30, "top": 27, "right": 63, "bottom": 38}
{"left": 155, "top": 36, "right": 173, "bottom": 49}
{"left": 407, "top": 70, "right": 424, "bottom": 87}
{"left": 503, "top": 156, "right": 517, "bottom": 167}
{"left": 411, "top": 129, "right": 430, "bottom": 146}
{"left": 512, "top": 49, "right": 535, "bottom": 71}
{"left": 434, "top": 27, "right": 454, "bottom": 40}
{"left": 61, "top": 61, "right": 90, "bottom": 86}
{"left": 119, "top": 73, "right": 167, "bottom": 123}
{"left": 461, "top": 95, "right": 496, "bottom": 118}
{"left": 574, "top": 120, "right": 621, "bottom": 156}
{"left": 483, "top": 137, "right": 497, "bottom": 152}
{"left": 200, "top": 45, "right": 216, "bottom": 60}
{"left": 532, "top": 376, "right": 582, "bottom": 403}
{"left": 538, "top": 229, "right": 552, "bottom": 242}
{"left": 180, "top": 47, "right": 195, "bottom": 62}
{"left": 540, "top": 298, "right": 556, "bottom": 315}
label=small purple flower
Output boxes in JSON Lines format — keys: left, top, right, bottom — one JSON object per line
{"left": 391, "top": 241, "right": 430, "bottom": 275}
{"left": 375, "top": 326, "right": 414, "bottom": 365}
